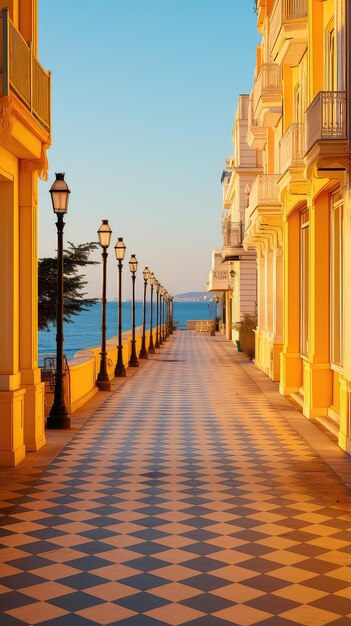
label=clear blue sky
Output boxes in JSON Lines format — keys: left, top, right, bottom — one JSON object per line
{"left": 38, "top": 0, "right": 260, "bottom": 299}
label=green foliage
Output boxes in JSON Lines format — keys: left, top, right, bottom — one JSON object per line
{"left": 234, "top": 313, "right": 257, "bottom": 360}
{"left": 38, "top": 242, "right": 99, "bottom": 331}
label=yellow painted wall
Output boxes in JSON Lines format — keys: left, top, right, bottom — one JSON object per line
{"left": 45, "top": 326, "right": 165, "bottom": 416}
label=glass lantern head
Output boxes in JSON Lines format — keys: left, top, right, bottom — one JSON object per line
{"left": 98, "top": 219, "right": 112, "bottom": 248}
{"left": 114, "top": 237, "right": 126, "bottom": 261}
{"left": 50, "top": 172, "right": 71, "bottom": 214}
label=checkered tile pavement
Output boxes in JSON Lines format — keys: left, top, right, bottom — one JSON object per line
{"left": 1, "top": 332, "right": 351, "bottom": 625}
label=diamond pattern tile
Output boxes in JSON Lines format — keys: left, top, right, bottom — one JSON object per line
{"left": 1, "top": 331, "right": 351, "bottom": 624}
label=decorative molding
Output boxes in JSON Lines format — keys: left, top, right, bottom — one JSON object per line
{"left": 21, "top": 160, "right": 38, "bottom": 173}
{"left": 0, "top": 95, "right": 13, "bottom": 145}
{"left": 38, "top": 143, "right": 49, "bottom": 181}
{"left": 20, "top": 142, "right": 49, "bottom": 182}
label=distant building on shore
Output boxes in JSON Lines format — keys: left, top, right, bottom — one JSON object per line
{"left": 174, "top": 292, "right": 218, "bottom": 303}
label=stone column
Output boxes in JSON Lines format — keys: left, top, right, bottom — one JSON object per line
{"left": 340, "top": 182, "right": 351, "bottom": 451}
{"left": 280, "top": 210, "right": 302, "bottom": 396}
{"left": 0, "top": 174, "right": 26, "bottom": 466}
{"left": 255, "top": 248, "right": 265, "bottom": 370}
{"left": 302, "top": 190, "right": 332, "bottom": 418}
{"left": 19, "top": 164, "right": 46, "bottom": 451}
{"left": 272, "top": 246, "right": 283, "bottom": 381}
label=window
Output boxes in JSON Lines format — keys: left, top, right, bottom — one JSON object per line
{"left": 293, "top": 84, "right": 301, "bottom": 123}
{"left": 330, "top": 191, "right": 343, "bottom": 366}
{"left": 300, "top": 209, "right": 309, "bottom": 356}
{"left": 325, "top": 23, "right": 335, "bottom": 91}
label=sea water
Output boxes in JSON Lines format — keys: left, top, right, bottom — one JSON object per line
{"left": 38, "top": 300, "right": 216, "bottom": 362}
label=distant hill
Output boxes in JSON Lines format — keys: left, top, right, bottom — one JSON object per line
{"left": 174, "top": 292, "right": 216, "bottom": 302}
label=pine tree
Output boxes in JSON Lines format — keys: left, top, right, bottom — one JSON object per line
{"left": 38, "top": 242, "right": 99, "bottom": 331}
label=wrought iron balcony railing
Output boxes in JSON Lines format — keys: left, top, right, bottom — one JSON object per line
{"left": 1, "top": 8, "right": 51, "bottom": 132}
{"left": 222, "top": 221, "right": 242, "bottom": 248}
{"left": 270, "top": 0, "right": 308, "bottom": 52}
{"left": 252, "top": 63, "right": 282, "bottom": 118}
{"left": 305, "top": 91, "right": 346, "bottom": 153}
{"left": 280, "top": 123, "right": 305, "bottom": 173}
{"left": 248, "top": 174, "right": 281, "bottom": 216}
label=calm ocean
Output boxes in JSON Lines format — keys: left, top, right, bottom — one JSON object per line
{"left": 38, "top": 300, "right": 216, "bottom": 362}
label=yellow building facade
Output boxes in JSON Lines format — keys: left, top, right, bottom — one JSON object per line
{"left": 243, "top": 0, "right": 351, "bottom": 451}
{"left": 0, "top": 0, "right": 50, "bottom": 465}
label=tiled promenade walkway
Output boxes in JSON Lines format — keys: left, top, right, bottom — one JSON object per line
{"left": 2, "top": 333, "right": 351, "bottom": 625}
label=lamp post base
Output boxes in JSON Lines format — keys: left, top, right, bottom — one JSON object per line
{"left": 115, "top": 345, "right": 126, "bottom": 377}
{"left": 129, "top": 356, "right": 139, "bottom": 367}
{"left": 96, "top": 377, "right": 111, "bottom": 391}
{"left": 47, "top": 405, "right": 71, "bottom": 429}
{"left": 115, "top": 363, "right": 126, "bottom": 377}
{"left": 139, "top": 347, "right": 148, "bottom": 359}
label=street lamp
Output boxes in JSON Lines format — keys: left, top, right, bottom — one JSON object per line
{"left": 161, "top": 288, "right": 166, "bottom": 343}
{"left": 159, "top": 286, "right": 163, "bottom": 345}
{"left": 96, "top": 219, "right": 112, "bottom": 391}
{"left": 129, "top": 254, "right": 139, "bottom": 367}
{"left": 148, "top": 272, "right": 156, "bottom": 353}
{"left": 115, "top": 237, "right": 126, "bottom": 377}
{"left": 213, "top": 294, "right": 220, "bottom": 331}
{"left": 155, "top": 280, "right": 160, "bottom": 349}
{"left": 47, "top": 173, "right": 71, "bottom": 429}
{"left": 164, "top": 294, "right": 168, "bottom": 338}
{"left": 164, "top": 293, "right": 169, "bottom": 338}
{"left": 170, "top": 296, "right": 174, "bottom": 334}
{"left": 139, "top": 266, "right": 150, "bottom": 359}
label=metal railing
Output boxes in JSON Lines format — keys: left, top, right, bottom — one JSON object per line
{"left": 270, "top": 0, "right": 307, "bottom": 50}
{"left": 252, "top": 63, "right": 282, "bottom": 116}
{"left": 222, "top": 220, "right": 242, "bottom": 247}
{"left": 32, "top": 57, "right": 50, "bottom": 129}
{"left": 305, "top": 91, "right": 347, "bottom": 152}
{"left": 280, "top": 122, "right": 305, "bottom": 173}
{"left": 213, "top": 252, "right": 224, "bottom": 268}
{"left": 248, "top": 174, "right": 281, "bottom": 214}
{"left": 2, "top": 8, "right": 51, "bottom": 132}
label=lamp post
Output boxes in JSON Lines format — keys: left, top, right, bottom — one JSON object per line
{"left": 166, "top": 292, "right": 170, "bottom": 339}
{"left": 47, "top": 173, "right": 71, "bottom": 429}
{"left": 155, "top": 281, "right": 160, "bottom": 348}
{"left": 129, "top": 254, "right": 139, "bottom": 367}
{"left": 96, "top": 220, "right": 112, "bottom": 391}
{"left": 164, "top": 295, "right": 169, "bottom": 337}
{"left": 170, "top": 296, "right": 173, "bottom": 334}
{"left": 161, "top": 289, "right": 166, "bottom": 342}
{"left": 169, "top": 296, "right": 173, "bottom": 334}
{"left": 115, "top": 237, "right": 126, "bottom": 377}
{"left": 158, "top": 285, "right": 163, "bottom": 346}
{"left": 139, "top": 267, "right": 150, "bottom": 359}
{"left": 165, "top": 293, "right": 169, "bottom": 338}
{"left": 148, "top": 272, "right": 155, "bottom": 353}
{"left": 213, "top": 294, "right": 220, "bottom": 331}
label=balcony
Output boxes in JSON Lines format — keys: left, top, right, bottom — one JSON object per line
{"left": 252, "top": 63, "right": 282, "bottom": 128}
{"left": 246, "top": 174, "right": 281, "bottom": 226}
{"left": 270, "top": 0, "right": 308, "bottom": 65}
{"left": 255, "top": 0, "right": 266, "bottom": 32}
{"left": 247, "top": 93, "right": 268, "bottom": 150}
{"left": 305, "top": 92, "right": 347, "bottom": 157}
{"left": 207, "top": 268, "right": 230, "bottom": 293}
{"left": 221, "top": 221, "right": 242, "bottom": 261}
{"left": 0, "top": 9, "right": 51, "bottom": 133}
{"left": 247, "top": 111, "right": 267, "bottom": 150}
{"left": 280, "top": 123, "right": 305, "bottom": 174}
